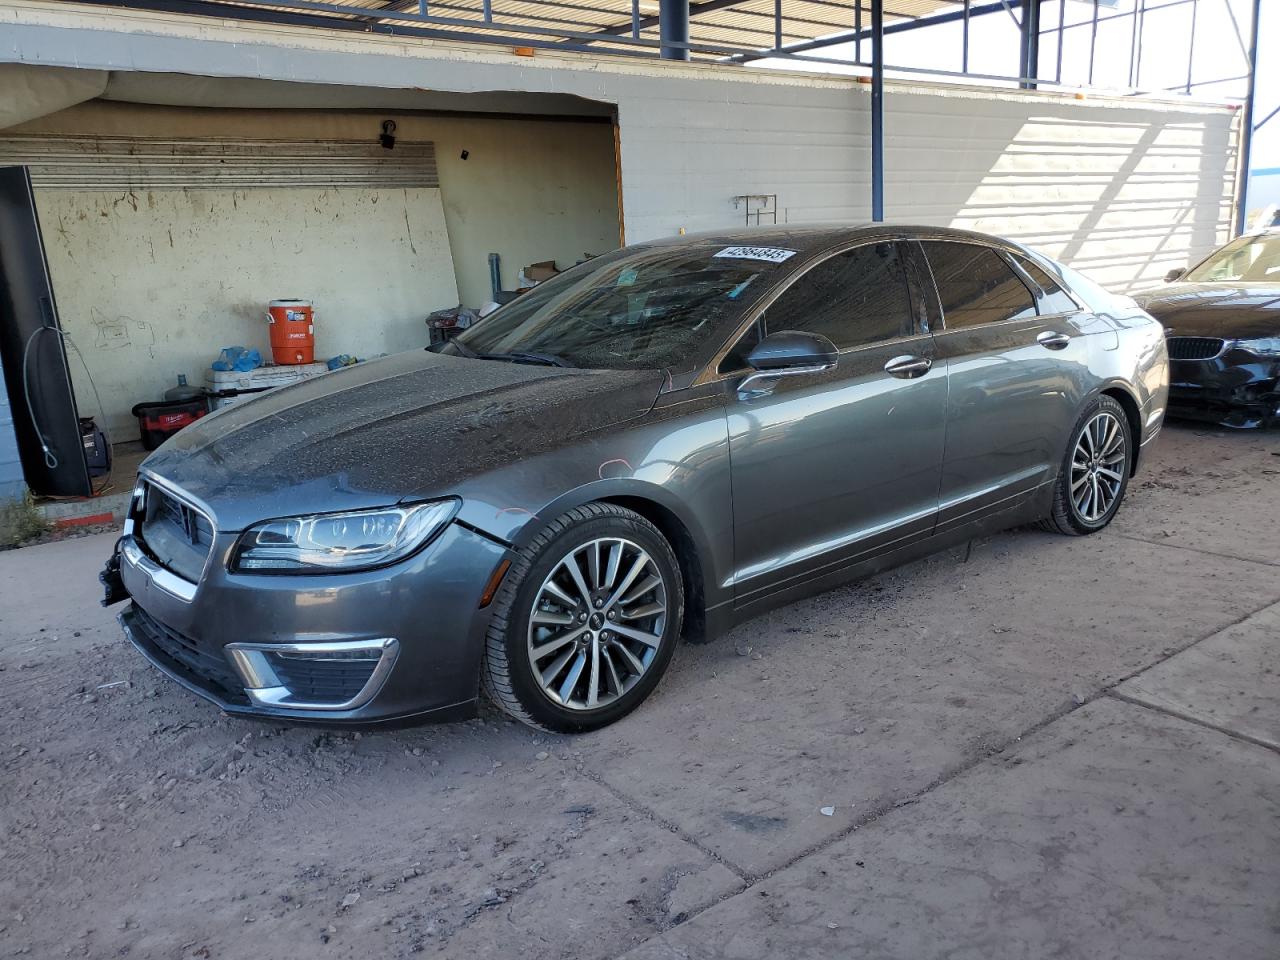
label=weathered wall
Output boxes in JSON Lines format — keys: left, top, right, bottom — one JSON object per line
{"left": 28, "top": 186, "right": 457, "bottom": 440}
{"left": 4, "top": 102, "right": 622, "bottom": 440}
{"left": 8, "top": 102, "right": 622, "bottom": 307}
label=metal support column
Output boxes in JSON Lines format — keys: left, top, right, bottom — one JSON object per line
{"left": 1019, "top": 0, "right": 1041, "bottom": 89}
{"left": 659, "top": 0, "right": 690, "bottom": 60}
{"left": 870, "top": 0, "right": 884, "bottom": 222}
{"left": 1235, "top": 0, "right": 1261, "bottom": 234}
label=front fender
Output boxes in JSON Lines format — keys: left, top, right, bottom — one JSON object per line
{"left": 450, "top": 395, "right": 734, "bottom": 608}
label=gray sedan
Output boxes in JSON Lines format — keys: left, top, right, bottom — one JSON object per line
{"left": 108, "top": 226, "right": 1168, "bottom": 732}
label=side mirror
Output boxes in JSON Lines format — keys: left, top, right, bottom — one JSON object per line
{"left": 1164, "top": 268, "right": 1186, "bottom": 283}
{"left": 746, "top": 330, "right": 839, "bottom": 371}
{"left": 738, "top": 330, "right": 837, "bottom": 398}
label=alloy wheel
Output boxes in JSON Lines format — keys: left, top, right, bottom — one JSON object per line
{"left": 1070, "top": 410, "right": 1126, "bottom": 523}
{"left": 526, "top": 537, "right": 668, "bottom": 711}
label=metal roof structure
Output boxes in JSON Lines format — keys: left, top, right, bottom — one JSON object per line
{"left": 69, "top": 0, "right": 1265, "bottom": 229}
{"left": 229, "top": 0, "right": 961, "bottom": 54}
{"left": 77, "top": 0, "right": 984, "bottom": 61}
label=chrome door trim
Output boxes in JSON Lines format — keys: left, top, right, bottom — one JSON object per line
{"left": 884, "top": 354, "right": 933, "bottom": 378}
{"left": 1037, "top": 330, "right": 1072, "bottom": 350}
{"left": 735, "top": 362, "right": 835, "bottom": 399}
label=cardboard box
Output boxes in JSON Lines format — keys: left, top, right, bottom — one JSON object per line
{"left": 523, "top": 260, "right": 559, "bottom": 282}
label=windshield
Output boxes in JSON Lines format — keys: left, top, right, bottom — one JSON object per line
{"left": 447, "top": 241, "right": 798, "bottom": 370}
{"left": 1185, "top": 233, "right": 1280, "bottom": 283}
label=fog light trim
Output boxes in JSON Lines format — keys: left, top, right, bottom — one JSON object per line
{"left": 224, "top": 638, "right": 398, "bottom": 711}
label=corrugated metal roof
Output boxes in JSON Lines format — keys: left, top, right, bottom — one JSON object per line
{"left": 197, "top": 0, "right": 960, "bottom": 58}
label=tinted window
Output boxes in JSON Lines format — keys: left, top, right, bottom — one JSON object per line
{"left": 921, "top": 241, "right": 1037, "bottom": 329}
{"left": 763, "top": 242, "right": 914, "bottom": 350}
{"left": 1015, "top": 255, "right": 1079, "bottom": 315}
{"left": 451, "top": 241, "right": 794, "bottom": 370}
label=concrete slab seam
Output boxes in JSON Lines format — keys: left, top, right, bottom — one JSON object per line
{"left": 1106, "top": 689, "right": 1280, "bottom": 756}
{"left": 1112, "top": 532, "right": 1280, "bottom": 568}
{"left": 578, "top": 767, "right": 753, "bottom": 882}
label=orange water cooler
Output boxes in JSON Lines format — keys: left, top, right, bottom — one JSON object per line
{"left": 266, "top": 299, "right": 315, "bottom": 365}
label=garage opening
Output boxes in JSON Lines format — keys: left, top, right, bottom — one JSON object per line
{"left": 0, "top": 96, "right": 622, "bottom": 465}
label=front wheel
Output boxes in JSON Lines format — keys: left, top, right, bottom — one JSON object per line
{"left": 1040, "top": 395, "right": 1132, "bottom": 536}
{"left": 481, "top": 503, "right": 684, "bottom": 732}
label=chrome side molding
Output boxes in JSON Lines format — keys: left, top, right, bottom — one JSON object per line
{"left": 736, "top": 362, "right": 834, "bottom": 399}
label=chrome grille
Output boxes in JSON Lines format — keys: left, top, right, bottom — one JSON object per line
{"left": 137, "top": 482, "right": 215, "bottom": 584}
{"left": 1166, "top": 336, "right": 1225, "bottom": 360}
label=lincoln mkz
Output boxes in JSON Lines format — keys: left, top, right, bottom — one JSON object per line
{"left": 107, "top": 226, "right": 1169, "bottom": 731}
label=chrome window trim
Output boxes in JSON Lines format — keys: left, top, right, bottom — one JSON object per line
{"left": 223, "top": 638, "right": 399, "bottom": 712}
{"left": 121, "top": 535, "right": 198, "bottom": 603}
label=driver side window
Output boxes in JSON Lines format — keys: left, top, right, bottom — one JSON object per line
{"left": 718, "top": 241, "right": 914, "bottom": 373}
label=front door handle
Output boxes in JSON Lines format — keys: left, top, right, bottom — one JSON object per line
{"left": 884, "top": 355, "right": 932, "bottom": 379}
{"left": 1037, "top": 330, "right": 1072, "bottom": 350}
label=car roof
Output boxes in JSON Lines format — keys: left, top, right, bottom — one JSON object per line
{"left": 639, "top": 223, "right": 1032, "bottom": 259}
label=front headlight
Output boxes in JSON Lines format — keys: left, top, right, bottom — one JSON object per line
{"left": 232, "top": 500, "right": 459, "bottom": 573}
{"left": 1237, "top": 337, "right": 1280, "bottom": 357}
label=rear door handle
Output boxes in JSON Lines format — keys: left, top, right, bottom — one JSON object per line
{"left": 1037, "top": 330, "right": 1072, "bottom": 350}
{"left": 884, "top": 355, "right": 932, "bottom": 379}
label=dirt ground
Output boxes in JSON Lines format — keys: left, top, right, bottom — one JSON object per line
{"left": 1, "top": 422, "right": 1277, "bottom": 960}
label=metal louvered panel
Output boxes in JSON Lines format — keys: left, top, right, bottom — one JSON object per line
{"left": 0, "top": 137, "right": 439, "bottom": 191}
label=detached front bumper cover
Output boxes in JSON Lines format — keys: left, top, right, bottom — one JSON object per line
{"left": 1167, "top": 349, "right": 1280, "bottom": 428}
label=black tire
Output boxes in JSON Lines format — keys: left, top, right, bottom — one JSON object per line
{"left": 1040, "top": 394, "right": 1132, "bottom": 536}
{"left": 481, "top": 503, "right": 684, "bottom": 733}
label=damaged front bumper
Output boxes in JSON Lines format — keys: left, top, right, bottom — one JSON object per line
{"left": 1167, "top": 347, "right": 1280, "bottom": 429}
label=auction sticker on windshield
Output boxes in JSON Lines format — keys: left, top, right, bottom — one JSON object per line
{"left": 713, "top": 246, "right": 797, "bottom": 264}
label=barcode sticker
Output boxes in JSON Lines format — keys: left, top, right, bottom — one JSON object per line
{"left": 713, "top": 246, "right": 797, "bottom": 264}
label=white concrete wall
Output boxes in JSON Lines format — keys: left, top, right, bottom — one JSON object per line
{"left": 616, "top": 79, "right": 1237, "bottom": 293}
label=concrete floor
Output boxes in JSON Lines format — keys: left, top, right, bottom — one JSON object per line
{"left": 0, "top": 422, "right": 1277, "bottom": 960}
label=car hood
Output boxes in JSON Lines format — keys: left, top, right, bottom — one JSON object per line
{"left": 142, "top": 350, "right": 665, "bottom": 531}
{"left": 1134, "top": 282, "right": 1280, "bottom": 339}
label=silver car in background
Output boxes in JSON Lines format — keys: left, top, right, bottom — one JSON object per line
{"left": 107, "top": 226, "right": 1168, "bottom": 732}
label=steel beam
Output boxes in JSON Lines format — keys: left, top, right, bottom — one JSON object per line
{"left": 871, "top": 0, "right": 884, "bottom": 222}
{"left": 660, "top": 0, "right": 691, "bottom": 59}
{"left": 1235, "top": 0, "right": 1261, "bottom": 234}
{"left": 1019, "top": 0, "right": 1040, "bottom": 90}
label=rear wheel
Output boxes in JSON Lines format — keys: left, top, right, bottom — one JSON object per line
{"left": 1041, "top": 394, "right": 1132, "bottom": 536}
{"left": 481, "top": 503, "right": 683, "bottom": 732}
